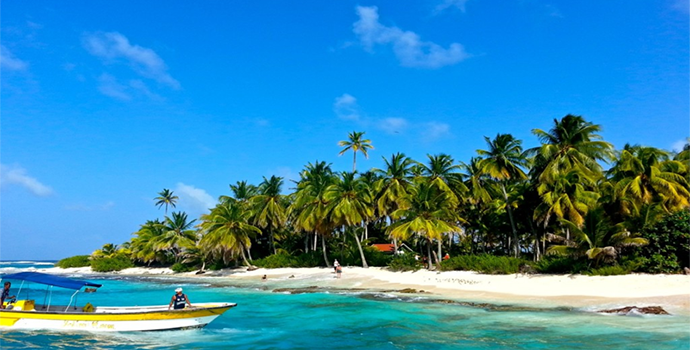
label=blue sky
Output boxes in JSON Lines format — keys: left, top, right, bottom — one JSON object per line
{"left": 1, "top": 1, "right": 688, "bottom": 260}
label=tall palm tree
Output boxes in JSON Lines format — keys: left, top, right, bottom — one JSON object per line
{"left": 387, "top": 181, "right": 463, "bottom": 269}
{"left": 155, "top": 211, "right": 197, "bottom": 263}
{"left": 325, "top": 172, "right": 374, "bottom": 268}
{"left": 338, "top": 131, "right": 374, "bottom": 172}
{"left": 477, "top": 133, "right": 529, "bottom": 257}
{"left": 220, "top": 180, "right": 259, "bottom": 205}
{"left": 374, "top": 153, "right": 417, "bottom": 251}
{"left": 607, "top": 144, "right": 689, "bottom": 215}
{"left": 199, "top": 202, "right": 262, "bottom": 266}
{"left": 154, "top": 189, "right": 179, "bottom": 214}
{"left": 530, "top": 114, "right": 614, "bottom": 183}
{"left": 534, "top": 169, "right": 600, "bottom": 229}
{"left": 421, "top": 154, "right": 466, "bottom": 258}
{"left": 291, "top": 161, "right": 336, "bottom": 265}
{"left": 251, "top": 175, "right": 287, "bottom": 255}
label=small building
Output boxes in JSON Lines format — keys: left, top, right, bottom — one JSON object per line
{"left": 370, "top": 244, "right": 395, "bottom": 254}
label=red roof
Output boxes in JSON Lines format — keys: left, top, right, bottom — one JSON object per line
{"left": 371, "top": 244, "right": 395, "bottom": 252}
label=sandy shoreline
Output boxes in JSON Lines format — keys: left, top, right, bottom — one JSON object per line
{"left": 29, "top": 265, "right": 690, "bottom": 315}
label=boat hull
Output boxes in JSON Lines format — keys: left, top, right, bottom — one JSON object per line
{"left": 0, "top": 302, "right": 236, "bottom": 332}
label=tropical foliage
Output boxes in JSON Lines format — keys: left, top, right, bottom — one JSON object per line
{"left": 77, "top": 120, "right": 688, "bottom": 275}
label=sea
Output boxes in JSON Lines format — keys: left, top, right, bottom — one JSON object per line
{"left": 1, "top": 261, "right": 689, "bottom": 350}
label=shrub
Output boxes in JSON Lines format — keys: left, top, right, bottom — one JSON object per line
{"left": 534, "top": 256, "right": 588, "bottom": 274}
{"left": 584, "top": 265, "right": 631, "bottom": 276}
{"left": 90, "top": 255, "right": 134, "bottom": 272}
{"left": 56, "top": 255, "right": 91, "bottom": 268}
{"left": 252, "top": 252, "right": 323, "bottom": 268}
{"left": 387, "top": 253, "right": 422, "bottom": 272}
{"left": 171, "top": 263, "right": 197, "bottom": 273}
{"left": 440, "top": 254, "right": 528, "bottom": 274}
{"left": 636, "top": 210, "right": 690, "bottom": 273}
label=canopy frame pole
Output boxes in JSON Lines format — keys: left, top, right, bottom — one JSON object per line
{"left": 47, "top": 286, "right": 53, "bottom": 311}
{"left": 65, "top": 290, "right": 79, "bottom": 312}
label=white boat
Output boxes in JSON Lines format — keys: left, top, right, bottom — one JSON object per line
{"left": 0, "top": 272, "right": 236, "bottom": 331}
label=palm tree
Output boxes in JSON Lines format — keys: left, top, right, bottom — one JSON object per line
{"left": 220, "top": 181, "right": 258, "bottom": 205}
{"left": 199, "top": 202, "right": 262, "bottom": 266}
{"left": 251, "top": 176, "right": 287, "bottom": 255}
{"left": 155, "top": 211, "right": 197, "bottom": 263}
{"left": 325, "top": 172, "right": 374, "bottom": 268}
{"left": 530, "top": 114, "right": 614, "bottom": 183}
{"left": 607, "top": 144, "right": 689, "bottom": 215}
{"left": 154, "top": 189, "right": 179, "bottom": 214}
{"left": 91, "top": 243, "right": 119, "bottom": 259}
{"left": 338, "top": 131, "right": 374, "bottom": 172}
{"left": 387, "top": 181, "right": 463, "bottom": 269}
{"left": 477, "top": 133, "right": 529, "bottom": 257}
{"left": 290, "top": 161, "right": 336, "bottom": 266}
{"left": 534, "top": 169, "right": 600, "bottom": 229}
{"left": 374, "top": 153, "right": 417, "bottom": 251}
{"left": 421, "top": 154, "right": 466, "bottom": 258}
{"left": 130, "top": 220, "right": 166, "bottom": 265}
{"left": 546, "top": 207, "right": 648, "bottom": 266}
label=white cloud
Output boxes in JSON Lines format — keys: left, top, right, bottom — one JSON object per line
{"left": 97, "top": 73, "right": 131, "bottom": 100}
{"left": 378, "top": 117, "right": 408, "bottom": 134}
{"left": 84, "top": 32, "right": 180, "bottom": 89}
{"left": 334, "top": 93, "right": 361, "bottom": 120}
{"left": 353, "top": 6, "right": 469, "bottom": 68}
{"left": 0, "top": 164, "right": 54, "bottom": 196}
{"left": 434, "top": 0, "right": 469, "bottom": 14}
{"left": 1, "top": 45, "right": 28, "bottom": 71}
{"left": 175, "top": 183, "right": 215, "bottom": 213}
{"left": 421, "top": 122, "right": 451, "bottom": 141}
{"left": 671, "top": 139, "right": 688, "bottom": 153}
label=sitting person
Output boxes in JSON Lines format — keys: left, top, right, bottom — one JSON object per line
{"left": 1, "top": 282, "right": 15, "bottom": 309}
{"left": 168, "top": 288, "right": 192, "bottom": 310}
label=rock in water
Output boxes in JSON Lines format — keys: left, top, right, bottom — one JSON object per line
{"left": 598, "top": 306, "right": 670, "bottom": 315}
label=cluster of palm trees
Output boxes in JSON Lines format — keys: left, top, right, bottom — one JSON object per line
{"left": 104, "top": 116, "right": 688, "bottom": 271}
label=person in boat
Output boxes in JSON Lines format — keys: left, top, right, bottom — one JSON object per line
{"left": 1, "top": 282, "right": 16, "bottom": 309}
{"left": 168, "top": 288, "right": 192, "bottom": 310}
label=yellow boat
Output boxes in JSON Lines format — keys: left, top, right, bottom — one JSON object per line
{"left": 0, "top": 272, "right": 236, "bottom": 331}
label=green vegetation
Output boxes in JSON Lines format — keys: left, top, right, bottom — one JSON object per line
{"left": 66, "top": 118, "right": 689, "bottom": 276}
{"left": 440, "top": 254, "right": 527, "bottom": 274}
{"left": 90, "top": 255, "right": 134, "bottom": 272}
{"left": 56, "top": 255, "right": 90, "bottom": 268}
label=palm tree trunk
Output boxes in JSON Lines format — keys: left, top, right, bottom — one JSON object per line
{"left": 322, "top": 234, "right": 331, "bottom": 268}
{"left": 313, "top": 231, "right": 318, "bottom": 251}
{"left": 269, "top": 227, "right": 276, "bottom": 255}
{"left": 427, "top": 240, "right": 433, "bottom": 270}
{"left": 502, "top": 184, "right": 519, "bottom": 258}
{"left": 240, "top": 246, "right": 250, "bottom": 266}
{"left": 437, "top": 239, "right": 442, "bottom": 264}
{"left": 354, "top": 225, "right": 368, "bottom": 268}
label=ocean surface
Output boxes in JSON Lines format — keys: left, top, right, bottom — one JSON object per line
{"left": 1, "top": 261, "right": 689, "bottom": 350}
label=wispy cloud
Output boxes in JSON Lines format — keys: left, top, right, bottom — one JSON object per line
{"left": 378, "top": 117, "right": 408, "bottom": 134}
{"left": 433, "top": 0, "right": 469, "bottom": 14}
{"left": 421, "top": 121, "right": 451, "bottom": 141}
{"left": 353, "top": 6, "right": 469, "bottom": 68}
{"left": 672, "top": 139, "right": 688, "bottom": 152}
{"left": 97, "top": 73, "right": 131, "bottom": 100}
{"left": 0, "top": 164, "right": 54, "bottom": 196}
{"left": 1, "top": 45, "right": 28, "bottom": 71}
{"left": 84, "top": 31, "right": 180, "bottom": 89}
{"left": 175, "top": 183, "right": 215, "bottom": 213}
{"left": 334, "top": 93, "right": 361, "bottom": 120}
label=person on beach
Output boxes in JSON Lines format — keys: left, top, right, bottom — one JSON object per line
{"left": 334, "top": 259, "right": 340, "bottom": 273}
{"left": 443, "top": 253, "right": 450, "bottom": 261}
{"left": 336, "top": 265, "right": 342, "bottom": 278}
{"left": 168, "top": 287, "right": 192, "bottom": 310}
{"left": 262, "top": 275, "right": 267, "bottom": 281}
{"left": 1, "top": 282, "right": 16, "bottom": 309}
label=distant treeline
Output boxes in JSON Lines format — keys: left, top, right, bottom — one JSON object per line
{"left": 59, "top": 115, "right": 690, "bottom": 275}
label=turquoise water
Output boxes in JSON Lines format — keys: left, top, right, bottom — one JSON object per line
{"left": 1, "top": 262, "right": 689, "bottom": 349}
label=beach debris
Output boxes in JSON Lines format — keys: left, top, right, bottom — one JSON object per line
{"left": 597, "top": 306, "right": 670, "bottom": 315}
{"left": 684, "top": 267, "right": 690, "bottom": 275}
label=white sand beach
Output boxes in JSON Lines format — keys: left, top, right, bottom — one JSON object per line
{"left": 38, "top": 265, "right": 690, "bottom": 314}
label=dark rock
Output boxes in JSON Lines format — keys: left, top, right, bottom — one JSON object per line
{"left": 272, "top": 286, "right": 319, "bottom": 294}
{"left": 247, "top": 266, "right": 259, "bottom": 271}
{"left": 195, "top": 270, "right": 206, "bottom": 275}
{"left": 598, "top": 306, "right": 670, "bottom": 315}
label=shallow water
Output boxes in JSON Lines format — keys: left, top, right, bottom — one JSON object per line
{"left": 1, "top": 262, "right": 689, "bottom": 349}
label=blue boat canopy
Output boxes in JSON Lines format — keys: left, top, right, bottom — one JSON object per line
{"left": 1, "top": 272, "right": 102, "bottom": 290}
